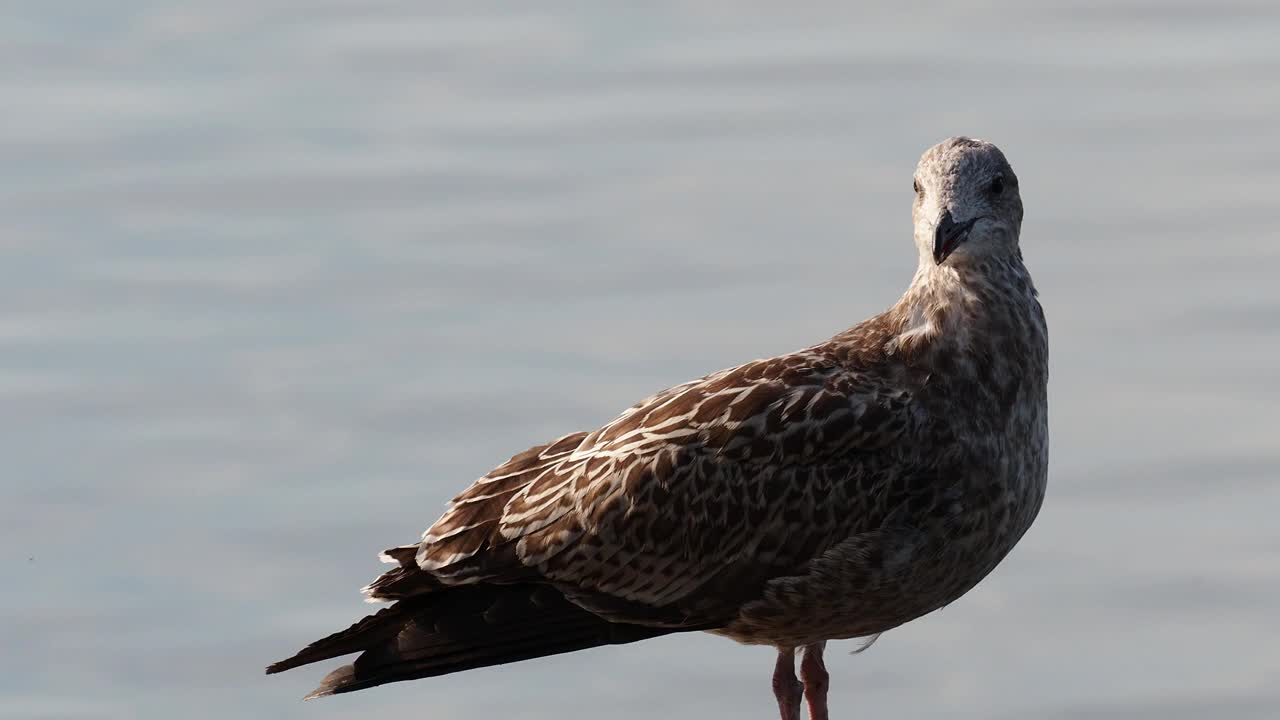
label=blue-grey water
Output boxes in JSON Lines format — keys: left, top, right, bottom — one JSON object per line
{"left": 3, "top": 2, "right": 1279, "bottom": 719}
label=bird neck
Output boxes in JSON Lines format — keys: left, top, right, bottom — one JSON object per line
{"left": 890, "top": 252, "right": 1039, "bottom": 355}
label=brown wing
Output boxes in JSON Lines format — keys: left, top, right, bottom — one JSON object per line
{"left": 410, "top": 347, "right": 917, "bottom": 624}
{"left": 269, "top": 346, "right": 918, "bottom": 697}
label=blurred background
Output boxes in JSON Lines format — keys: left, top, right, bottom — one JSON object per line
{"left": 2, "top": 2, "right": 1278, "bottom": 719}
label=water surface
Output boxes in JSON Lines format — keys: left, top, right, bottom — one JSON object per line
{"left": 2, "top": 2, "right": 1279, "bottom": 719}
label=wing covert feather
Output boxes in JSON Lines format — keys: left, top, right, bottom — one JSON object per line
{"left": 407, "top": 348, "right": 918, "bottom": 623}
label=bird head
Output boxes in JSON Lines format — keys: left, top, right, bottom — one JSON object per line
{"left": 911, "top": 137, "right": 1023, "bottom": 268}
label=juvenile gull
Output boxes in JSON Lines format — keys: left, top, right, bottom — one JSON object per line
{"left": 267, "top": 137, "right": 1049, "bottom": 720}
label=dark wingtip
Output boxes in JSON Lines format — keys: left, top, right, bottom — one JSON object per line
{"left": 265, "top": 650, "right": 321, "bottom": 675}
{"left": 264, "top": 602, "right": 414, "bottom": 677}
{"left": 265, "top": 643, "right": 350, "bottom": 676}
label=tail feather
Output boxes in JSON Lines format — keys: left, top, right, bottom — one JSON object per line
{"left": 266, "top": 601, "right": 416, "bottom": 675}
{"left": 307, "top": 621, "right": 625, "bottom": 699}
{"left": 266, "top": 583, "right": 684, "bottom": 699}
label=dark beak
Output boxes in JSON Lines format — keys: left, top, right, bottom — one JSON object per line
{"left": 933, "top": 211, "right": 977, "bottom": 265}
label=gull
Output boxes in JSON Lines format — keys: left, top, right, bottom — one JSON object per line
{"left": 267, "top": 137, "right": 1049, "bottom": 720}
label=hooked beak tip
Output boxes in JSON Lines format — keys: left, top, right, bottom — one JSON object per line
{"left": 932, "top": 243, "right": 949, "bottom": 266}
{"left": 932, "top": 212, "right": 976, "bottom": 265}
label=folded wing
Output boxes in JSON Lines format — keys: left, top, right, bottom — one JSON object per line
{"left": 268, "top": 347, "right": 917, "bottom": 695}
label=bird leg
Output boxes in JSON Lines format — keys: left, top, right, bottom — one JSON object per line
{"left": 772, "top": 648, "right": 803, "bottom": 720}
{"left": 800, "top": 642, "right": 829, "bottom": 720}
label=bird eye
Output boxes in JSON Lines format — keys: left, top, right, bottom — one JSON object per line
{"left": 990, "top": 175, "right": 1005, "bottom": 196}
{"left": 913, "top": 179, "right": 922, "bottom": 195}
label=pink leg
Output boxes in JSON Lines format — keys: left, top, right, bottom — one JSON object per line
{"left": 772, "top": 648, "right": 803, "bottom": 720}
{"left": 800, "top": 642, "right": 829, "bottom": 720}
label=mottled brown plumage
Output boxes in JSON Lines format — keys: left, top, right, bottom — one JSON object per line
{"left": 267, "top": 137, "right": 1049, "bottom": 718}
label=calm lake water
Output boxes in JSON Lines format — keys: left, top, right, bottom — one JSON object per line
{"left": 3, "top": 2, "right": 1278, "bottom": 719}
